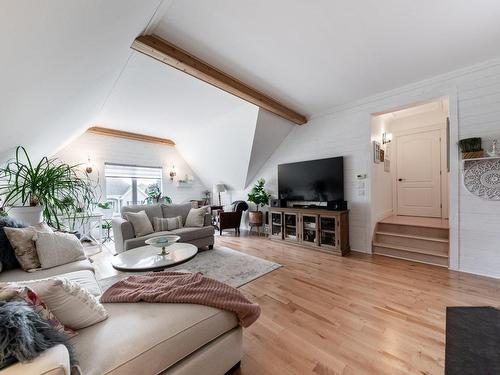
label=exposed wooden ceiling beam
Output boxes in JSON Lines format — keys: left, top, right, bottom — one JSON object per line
{"left": 87, "top": 126, "right": 175, "bottom": 146}
{"left": 131, "top": 34, "right": 307, "bottom": 125}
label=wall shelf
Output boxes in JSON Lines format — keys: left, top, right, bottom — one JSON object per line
{"left": 461, "top": 156, "right": 500, "bottom": 200}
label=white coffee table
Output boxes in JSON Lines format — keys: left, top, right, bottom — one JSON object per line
{"left": 112, "top": 243, "right": 198, "bottom": 272}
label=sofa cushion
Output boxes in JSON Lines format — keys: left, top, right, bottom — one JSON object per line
{"left": 71, "top": 303, "right": 237, "bottom": 375}
{"left": 153, "top": 216, "right": 183, "bottom": 232}
{"left": 161, "top": 203, "right": 192, "bottom": 224}
{"left": 121, "top": 204, "right": 162, "bottom": 223}
{"left": 3, "top": 222, "right": 53, "bottom": 271}
{"left": 185, "top": 207, "right": 208, "bottom": 228}
{"left": 35, "top": 231, "right": 86, "bottom": 269}
{"left": 0, "top": 259, "right": 94, "bottom": 282}
{"left": 169, "top": 226, "right": 215, "bottom": 242}
{"left": 124, "top": 211, "right": 154, "bottom": 237}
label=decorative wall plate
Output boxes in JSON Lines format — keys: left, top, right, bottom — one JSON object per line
{"left": 463, "top": 158, "right": 500, "bottom": 200}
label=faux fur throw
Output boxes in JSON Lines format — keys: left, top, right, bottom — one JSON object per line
{"left": 0, "top": 300, "right": 76, "bottom": 369}
{"left": 101, "top": 271, "right": 261, "bottom": 327}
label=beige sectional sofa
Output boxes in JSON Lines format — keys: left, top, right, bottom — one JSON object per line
{"left": 113, "top": 203, "right": 215, "bottom": 253}
{"left": 0, "top": 259, "right": 242, "bottom": 374}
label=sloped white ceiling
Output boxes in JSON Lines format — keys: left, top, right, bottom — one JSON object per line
{"left": 0, "top": 0, "right": 161, "bottom": 160}
{"left": 155, "top": 0, "right": 500, "bottom": 115}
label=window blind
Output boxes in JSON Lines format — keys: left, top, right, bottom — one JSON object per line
{"left": 104, "top": 163, "right": 162, "bottom": 179}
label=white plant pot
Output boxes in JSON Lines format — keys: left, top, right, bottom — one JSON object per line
{"left": 99, "top": 208, "right": 114, "bottom": 219}
{"left": 8, "top": 206, "right": 44, "bottom": 226}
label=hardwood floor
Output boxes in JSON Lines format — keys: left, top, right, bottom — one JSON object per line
{"left": 92, "top": 233, "right": 500, "bottom": 374}
{"left": 215, "top": 233, "right": 500, "bottom": 375}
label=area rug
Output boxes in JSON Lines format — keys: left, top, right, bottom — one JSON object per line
{"left": 445, "top": 306, "right": 500, "bottom": 375}
{"left": 98, "top": 246, "right": 281, "bottom": 292}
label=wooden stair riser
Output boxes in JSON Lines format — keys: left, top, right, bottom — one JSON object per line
{"left": 375, "top": 233, "right": 448, "bottom": 254}
{"left": 377, "top": 223, "right": 448, "bottom": 240}
{"left": 373, "top": 245, "right": 448, "bottom": 267}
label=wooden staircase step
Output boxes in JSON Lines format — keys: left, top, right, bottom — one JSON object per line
{"left": 375, "top": 232, "right": 449, "bottom": 253}
{"left": 377, "top": 222, "right": 449, "bottom": 240}
{"left": 373, "top": 243, "right": 448, "bottom": 267}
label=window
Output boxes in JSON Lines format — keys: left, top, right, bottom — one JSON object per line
{"left": 104, "top": 163, "right": 162, "bottom": 213}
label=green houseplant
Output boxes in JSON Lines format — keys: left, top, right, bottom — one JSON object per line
{"left": 0, "top": 146, "right": 97, "bottom": 228}
{"left": 145, "top": 183, "right": 172, "bottom": 204}
{"left": 247, "top": 178, "right": 272, "bottom": 227}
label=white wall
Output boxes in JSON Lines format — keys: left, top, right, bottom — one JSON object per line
{"left": 54, "top": 133, "right": 208, "bottom": 204}
{"left": 245, "top": 58, "right": 500, "bottom": 278}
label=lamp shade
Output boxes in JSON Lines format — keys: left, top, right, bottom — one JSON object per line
{"left": 215, "top": 184, "right": 226, "bottom": 193}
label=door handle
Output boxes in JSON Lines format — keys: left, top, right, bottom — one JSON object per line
{"left": 398, "top": 178, "right": 403, "bottom": 182}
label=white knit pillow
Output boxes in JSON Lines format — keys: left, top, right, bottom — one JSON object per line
{"left": 19, "top": 277, "right": 108, "bottom": 330}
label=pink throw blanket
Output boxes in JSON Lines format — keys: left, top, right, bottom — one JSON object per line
{"left": 100, "top": 272, "right": 260, "bottom": 327}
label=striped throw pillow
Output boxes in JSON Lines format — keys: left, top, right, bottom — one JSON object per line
{"left": 153, "top": 216, "right": 183, "bottom": 232}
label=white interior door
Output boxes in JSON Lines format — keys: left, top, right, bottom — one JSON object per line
{"left": 396, "top": 129, "right": 442, "bottom": 217}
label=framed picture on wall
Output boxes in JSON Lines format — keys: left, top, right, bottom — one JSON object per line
{"left": 384, "top": 158, "right": 390, "bottom": 172}
{"left": 379, "top": 149, "right": 385, "bottom": 162}
{"left": 373, "top": 141, "right": 381, "bottom": 163}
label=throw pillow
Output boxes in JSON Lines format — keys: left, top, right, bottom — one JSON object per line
{"left": 0, "top": 285, "right": 76, "bottom": 338}
{"left": 0, "top": 217, "right": 24, "bottom": 271}
{"left": 4, "top": 222, "right": 53, "bottom": 271}
{"left": 125, "top": 210, "right": 154, "bottom": 237}
{"left": 153, "top": 216, "right": 183, "bottom": 232}
{"left": 19, "top": 278, "right": 108, "bottom": 330}
{"left": 185, "top": 207, "right": 207, "bottom": 228}
{"left": 0, "top": 300, "right": 77, "bottom": 369}
{"left": 34, "top": 232, "right": 86, "bottom": 269}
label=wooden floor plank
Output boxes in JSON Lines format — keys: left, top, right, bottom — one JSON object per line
{"left": 92, "top": 232, "right": 500, "bottom": 374}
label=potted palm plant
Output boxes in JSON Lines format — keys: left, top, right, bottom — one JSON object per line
{"left": 0, "top": 146, "right": 97, "bottom": 228}
{"left": 247, "top": 178, "right": 272, "bottom": 227}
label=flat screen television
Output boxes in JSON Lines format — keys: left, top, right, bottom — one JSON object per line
{"left": 278, "top": 157, "right": 344, "bottom": 202}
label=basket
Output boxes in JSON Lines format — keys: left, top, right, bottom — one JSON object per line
{"left": 461, "top": 151, "right": 484, "bottom": 159}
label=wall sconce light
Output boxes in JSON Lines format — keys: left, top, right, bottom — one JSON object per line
{"left": 169, "top": 165, "right": 176, "bottom": 181}
{"left": 85, "top": 156, "right": 93, "bottom": 174}
{"left": 382, "top": 132, "right": 392, "bottom": 145}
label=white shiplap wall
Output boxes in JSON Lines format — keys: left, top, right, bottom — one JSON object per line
{"left": 249, "top": 58, "right": 500, "bottom": 278}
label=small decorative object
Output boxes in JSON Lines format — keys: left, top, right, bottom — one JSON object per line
{"left": 373, "top": 141, "right": 381, "bottom": 163}
{"left": 169, "top": 165, "right": 176, "bottom": 181}
{"left": 384, "top": 158, "right": 391, "bottom": 173}
{"left": 85, "top": 156, "right": 93, "bottom": 174}
{"left": 215, "top": 184, "right": 226, "bottom": 205}
{"left": 247, "top": 178, "right": 272, "bottom": 228}
{"left": 459, "top": 137, "right": 483, "bottom": 159}
{"left": 202, "top": 190, "right": 211, "bottom": 205}
{"left": 487, "top": 139, "right": 500, "bottom": 157}
{"left": 379, "top": 149, "right": 385, "bottom": 162}
{"left": 463, "top": 158, "right": 500, "bottom": 200}
{"left": 145, "top": 235, "right": 181, "bottom": 255}
{"left": 382, "top": 132, "right": 392, "bottom": 145}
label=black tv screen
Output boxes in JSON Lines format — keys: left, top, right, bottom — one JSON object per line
{"left": 278, "top": 157, "right": 344, "bottom": 202}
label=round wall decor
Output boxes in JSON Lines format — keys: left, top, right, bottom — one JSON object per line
{"left": 463, "top": 158, "right": 500, "bottom": 200}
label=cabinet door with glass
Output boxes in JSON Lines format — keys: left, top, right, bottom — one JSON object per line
{"left": 300, "top": 214, "right": 318, "bottom": 246}
{"left": 319, "top": 215, "right": 338, "bottom": 250}
{"left": 269, "top": 211, "right": 283, "bottom": 239}
{"left": 283, "top": 213, "right": 299, "bottom": 242}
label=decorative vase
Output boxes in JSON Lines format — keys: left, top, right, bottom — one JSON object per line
{"left": 248, "top": 211, "right": 263, "bottom": 226}
{"left": 8, "top": 206, "right": 44, "bottom": 226}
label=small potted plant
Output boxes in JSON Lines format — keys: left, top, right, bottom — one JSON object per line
{"left": 145, "top": 183, "right": 172, "bottom": 204}
{"left": 247, "top": 178, "right": 272, "bottom": 227}
{"left": 459, "top": 137, "right": 483, "bottom": 159}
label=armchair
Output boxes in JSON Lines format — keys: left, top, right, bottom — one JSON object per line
{"left": 218, "top": 201, "right": 249, "bottom": 235}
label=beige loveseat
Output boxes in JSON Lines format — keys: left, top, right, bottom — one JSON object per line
{"left": 113, "top": 203, "right": 214, "bottom": 253}
{"left": 0, "top": 260, "right": 242, "bottom": 375}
